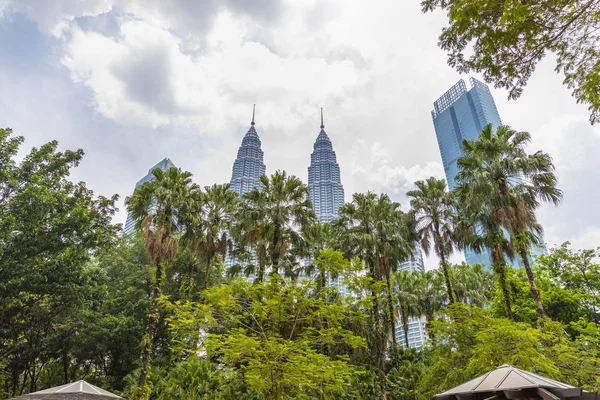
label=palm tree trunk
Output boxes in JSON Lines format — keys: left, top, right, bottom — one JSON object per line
{"left": 519, "top": 248, "right": 546, "bottom": 318}
{"left": 495, "top": 261, "right": 513, "bottom": 320}
{"left": 425, "top": 314, "right": 435, "bottom": 342}
{"left": 368, "top": 259, "right": 387, "bottom": 400}
{"left": 138, "top": 262, "right": 163, "bottom": 390}
{"left": 400, "top": 308, "right": 409, "bottom": 348}
{"left": 439, "top": 250, "right": 454, "bottom": 305}
{"left": 385, "top": 271, "right": 400, "bottom": 367}
{"left": 204, "top": 251, "right": 214, "bottom": 290}
{"left": 272, "top": 226, "right": 280, "bottom": 275}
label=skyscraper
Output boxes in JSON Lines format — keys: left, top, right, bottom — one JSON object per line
{"left": 431, "top": 77, "right": 502, "bottom": 268}
{"left": 123, "top": 158, "right": 176, "bottom": 234}
{"left": 395, "top": 248, "right": 428, "bottom": 349}
{"left": 431, "top": 78, "right": 546, "bottom": 268}
{"left": 308, "top": 109, "right": 345, "bottom": 223}
{"left": 230, "top": 105, "right": 266, "bottom": 198}
{"left": 228, "top": 106, "right": 267, "bottom": 280}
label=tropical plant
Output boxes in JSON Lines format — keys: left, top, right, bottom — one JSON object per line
{"left": 412, "top": 270, "right": 447, "bottom": 339}
{"left": 336, "top": 192, "right": 415, "bottom": 398}
{"left": 407, "top": 177, "right": 457, "bottom": 304}
{"left": 125, "top": 167, "right": 201, "bottom": 398}
{"left": 198, "top": 183, "right": 239, "bottom": 288}
{"left": 449, "top": 263, "right": 495, "bottom": 307}
{"left": 236, "top": 171, "right": 315, "bottom": 281}
{"left": 392, "top": 270, "right": 419, "bottom": 348}
{"left": 455, "top": 124, "right": 562, "bottom": 319}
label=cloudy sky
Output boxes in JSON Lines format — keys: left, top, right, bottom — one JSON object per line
{"left": 0, "top": 0, "right": 598, "bottom": 266}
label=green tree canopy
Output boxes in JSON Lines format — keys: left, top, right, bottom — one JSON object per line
{"left": 422, "top": 0, "right": 600, "bottom": 124}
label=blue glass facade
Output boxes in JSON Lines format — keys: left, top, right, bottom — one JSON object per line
{"left": 123, "top": 158, "right": 176, "bottom": 234}
{"left": 308, "top": 111, "right": 345, "bottom": 223}
{"left": 432, "top": 78, "right": 502, "bottom": 268}
{"left": 431, "top": 78, "right": 546, "bottom": 268}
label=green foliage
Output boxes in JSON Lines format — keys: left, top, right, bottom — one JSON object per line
{"left": 421, "top": 304, "right": 564, "bottom": 398}
{"left": 167, "top": 274, "right": 365, "bottom": 400}
{"left": 2, "top": 127, "right": 599, "bottom": 399}
{"left": 0, "top": 128, "right": 119, "bottom": 397}
{"left": 422, "top": 0, "right": 600, "bottom": 124}
{"left": 153, "top": 357, "right": 262, "bottom": 400}
{"left": 233, "top": 170, "right": 316, "bottom": 280}
{"left": 407, "top": 177, "right": 457, "bottom": 303}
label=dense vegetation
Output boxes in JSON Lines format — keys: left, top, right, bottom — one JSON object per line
{"left": 0, "top": 125, "right": 598, "bottom": 400}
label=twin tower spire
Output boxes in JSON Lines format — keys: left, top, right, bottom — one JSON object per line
{"left": 230, "top": 105, "right": 345, "bottom": 223}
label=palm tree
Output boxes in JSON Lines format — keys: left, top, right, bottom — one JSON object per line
{"left": 336, "top": 192, "right": 414, "bottom": 400}
{"left": 454, "top": 177, "right": 517, "bottom": 320}
{"left": 392, "top": 270, "right": 419, "bottom": 348}
{"left": 240, "top": 171, "right": 315, "bottom": 279}
{"left": 198, "top": 183, "right": 239, "bottom": 288}
{"left": 125, "top": 167, "right": 200, "bottom": 395}
{"left": 450, "top": 262, "right": 495, "bottom": 307}
{"left": 456, "top": 124, "right": 562, "bottom": 319}
{"left": 407, "top": 177, "right": 457, "bottom": 304}
{"left": 373, "top": 197, "right": 415, "bottom": 367}
{"left": 412, "top": 270, "right": 446, "bottom": 340}
{"left": 302, "top": 220, "right": 338, "bottom": 290}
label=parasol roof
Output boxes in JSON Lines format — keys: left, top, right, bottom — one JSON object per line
{"left": 435, "top": 364, "right": 598, "bottom": 400}
{"left": 11, "top": 380, "right": 122, "bottom": 399}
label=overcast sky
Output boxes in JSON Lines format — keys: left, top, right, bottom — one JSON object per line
{"left": 0, "top": 0, "right": 598, "bottom": 267}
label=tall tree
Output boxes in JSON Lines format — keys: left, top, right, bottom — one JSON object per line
{"left": 199, "top": 183, "right": 239, "bottom": 289}
{"left": 421, "top": 0, "right": 600, "bottom": 124}
{"left": 0, "top": 128, "right": 119, "bottom": 396}
{"left": 456, "top": 125, "right": 562, "bottom": 319}
{"left": 239, "top": 171, "right": 315, "bottom": 279}
{"left": 407, "top": 177, "right": 457, "bottom": 304}
{"left": 125, "top": 167, "right": 200, "bottom": 398}
{"left": 449, "top": 263, "right": 495, "bottom": 307}
{"left": 392, "top": 270, "right": 419, "bottom": 348}
{"left": 336, "top": 192, "right": 414, "bottom": 399}
{"left": 412, "top": 270, "right": 446, "bottom": 340}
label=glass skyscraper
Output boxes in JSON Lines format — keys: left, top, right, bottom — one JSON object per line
{"left": 308, "top": 109, "right": 345, "bottom": 223}
{"left": 431, "top": 78, "right": 502, "bottom": 268}
{"left": 431, "top": 78, "right": 546, "bottom": 269}
{"left": 123, "top": 158, "right": 176, "bottom": 234}
{"left": 395, "top": 248, "right": 428, "bottom": 349}
{"left": 230, "top": 105, "right": 266, "bottom": 198}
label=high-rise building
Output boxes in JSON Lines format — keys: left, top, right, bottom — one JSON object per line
{"left": 398, "top": 247, "right": 425, "bottom": 273}
{"left": 123, "top": 158, "right": 176, "bottom": 234}
{"left": 306, "top": 109, "right": 347, "bottom": 292}
{"left": 431, "top": 78, "right": 502, "bottom": 268}
{"left": 228, "top": 106, "right": 267, "bottom": 280}
{"left": 431, "top": 78, "right": 546, "bottom": 268}
{"left": 395, "top": 248, "right": 428, "bottom": 349}
{"left": 308, "top": 109, "right": 345, "bottom": 223}
{"left": 230, "top": 105, "right": 266, "bottom": 198}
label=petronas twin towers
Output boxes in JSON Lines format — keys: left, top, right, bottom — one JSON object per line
{"left": 229, "top": 106, "right": 345, "bottom": 222}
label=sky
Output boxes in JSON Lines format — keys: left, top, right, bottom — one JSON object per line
{"left": 0, "top": 0, "right": 598, "bottom": 268}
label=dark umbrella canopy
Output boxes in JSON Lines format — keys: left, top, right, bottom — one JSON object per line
{"left": 435, "top": 364, "right": 598, "bottom": 400}
{"left": 10, "top": 380, "right": 122, "bottom": 400}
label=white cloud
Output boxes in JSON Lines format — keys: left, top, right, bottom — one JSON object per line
{"left": 350, "top": 140, "right": 445, "bottom": 202}
{"left": 1, "top": 0, "right": 598, "bottom": 266}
